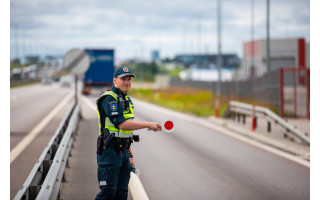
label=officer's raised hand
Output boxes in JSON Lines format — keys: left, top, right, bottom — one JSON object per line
{"left": 118, "top": 121, "right": 162, "bottom": 132}
{"left": 147, "top": 122, "right": 162, "bottom": 132}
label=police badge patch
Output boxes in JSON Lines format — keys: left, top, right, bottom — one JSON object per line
{"left": 123, "top": 67, "right": 129, "bottom": 72}
{"left": 110, "top": 103, "right": 117, "bottom": 111}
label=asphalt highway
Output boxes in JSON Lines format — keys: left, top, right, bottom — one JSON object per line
{"left": 10, "top": 85, "right": 310, "bottom": 200}
{"left": 129, "top": 99, "right": 310, "bottom": 200}
{"left": 10, "top": 83, "right": 74, "bottom": 199}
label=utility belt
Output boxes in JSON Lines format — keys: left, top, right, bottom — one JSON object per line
{"left": 97, "top": 133, "right": 140, "bottom": 154}
{"left": 108, "top": 137, "right": 132, "bottom": 152}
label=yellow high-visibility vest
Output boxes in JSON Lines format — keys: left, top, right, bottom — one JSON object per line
{"left": 96, "top": 90, "right": 134, "bottom": 138}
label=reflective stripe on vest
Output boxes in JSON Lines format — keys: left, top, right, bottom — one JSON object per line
{"left": 96, "top": 91, "right": 135, "bottom": 138}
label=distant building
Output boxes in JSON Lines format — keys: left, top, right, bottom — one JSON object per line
{"left": 179, "top": 66, "right": 232, "bottom": 82}
{"left": 151, "top": 50, "right": 160, "bottom": 62}
{"left": 235, "top": 38, "right": 310, "bottom": 80}
{"left": 24, "top": 64, "right": 39, "bottom": 79}
{"left": 11, "top": 68, "right": 22, "bottom": 80}
{"left": 174, "top": 53, "right": 240, "bottom": 69}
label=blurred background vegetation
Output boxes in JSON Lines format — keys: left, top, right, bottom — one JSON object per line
{"left": 125, "top": 61, "right": 183, "bottom": 82}
{"left": 129, "top": 87, "right": 229, "bottom": 117}
{"left": 11, "top": 56, "right": 279, "bottom": 117}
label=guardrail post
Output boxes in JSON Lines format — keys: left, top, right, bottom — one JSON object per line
{"left": 280, "top": 68, "right": 284, "bottom": 118}
{"left": 62, "top": 171, "right": 67, "bottom": 182}
{"left": 58, "top": 132, "right": 64, "bottom": 143}
{"left": 255, "top": 117, "right": 257, "bottom": 128}
{"left": 57, "top": 191, "right": 61, "bottom": 200}
{"left": 242, "top": 115, "right": 246, "bottom": 124}
{"left": 29, "top": 185, "right": 41, "bottom": 200}
{"left": 51, "top": 144, "right": 58, "bottom": 159}
{"left": 267, "top": 121, "right": 271, "bottom": 132}
{"left": 251, "top": 104, "right": 256, "bottom": 131}
{"left": 229, "top": 100, "right": 310, "bottom": 144}
{"left": 14, "top": 102, "right": 80, "bottom": 200}
{"left": 43, "top": 160, "right": 53, "bottom": 180}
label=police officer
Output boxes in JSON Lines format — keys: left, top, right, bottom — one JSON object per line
{"left": 95, "top": 66, "right": 162, "bottom": 200}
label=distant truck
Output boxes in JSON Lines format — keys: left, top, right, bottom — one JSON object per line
{"left": 82, "top": 49, "right": 115, "bottom": 95}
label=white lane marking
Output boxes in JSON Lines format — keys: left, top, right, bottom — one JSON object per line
{"left": 80, "top": 95, "right": 97, "bottom": 111}
{"left": 10, "top": 92, "right": 74, "bottom": 164}
{"left": 129, "top": 173, "right": 149, "bottom": 200}
{"left": 132, "top": 98, "right": 310, "bottom": 168}
{"left": 197, "top": 119, "right": 310, "bottom": 168}
{"left": 80, "top": 95, "right": 150, "bottom": 200}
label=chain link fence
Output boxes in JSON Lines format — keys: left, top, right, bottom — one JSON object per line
{"left": 170, "top": 68, "right": 310, "bottom": 118}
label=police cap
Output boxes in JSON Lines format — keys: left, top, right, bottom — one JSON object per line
{"left": 114, "top": 66, "right": 135, "bottom": 78}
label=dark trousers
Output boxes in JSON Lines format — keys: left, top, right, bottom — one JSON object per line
{"left": 95, "top": 147, "right": 131, "bottom": 200}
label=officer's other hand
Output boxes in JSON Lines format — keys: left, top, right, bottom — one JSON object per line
{"left": 148, "top": 122, "right": 162, "bottom": 131}
{"left": 130, "top": 157, "right": 135, "bottom": 167}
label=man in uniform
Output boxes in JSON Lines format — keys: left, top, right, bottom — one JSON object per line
{"left": 95, "top": 66, "right": 162, "bottom": 200}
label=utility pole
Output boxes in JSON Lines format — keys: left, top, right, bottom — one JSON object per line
{"left": 197, "top": 13, "right": 202, "bottom": 80}
{"left": 266, "top": 0, "right": 270, "bottom": 72}
{"left": 139, "top": 40, "right": 144, "bottom": 83}
{"left": 185, "top": 23, "right": 188, "bottom": 53}
{"left": 214, "top": 0, "right": 222, "bottom": 118}
{"left": 15, "top": 24, "right": 19, "bottom": 60}
{"left": 216, "top": 0, "right": 222, "bottom": 96}
{"left": 251, "top": 0, "right": 255, "bottom": 78}
{"left": 198, "top": 13, "right": 202, "bottom": 62}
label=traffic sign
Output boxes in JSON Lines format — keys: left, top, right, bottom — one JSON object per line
{"left": 162, "top": 119, "right": 175, "bottom": 133}
{"left": 63, "top": 48, "right": 90, "bottom": 74}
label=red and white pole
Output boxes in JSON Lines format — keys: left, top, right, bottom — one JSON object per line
{"left": 215, "top": 99, "right": 219, "bottom": 118}
{"left": 251, "top": 104, "right": 256, "bottom": 131}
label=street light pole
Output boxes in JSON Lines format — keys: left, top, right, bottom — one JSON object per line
{"left": 216, "top": 0, "right": 222, "bottom": 96}
{"left": 251, "top": 0, "right": 255, "bottom": 77}
{"left": 215, "top": 0, "right": 222, "bottom": 118}
{"left": 198, "top": 13, "right": 202, "bottom": 57}
{"left": 266, "top": 0, "right": 270, "bottom": 72}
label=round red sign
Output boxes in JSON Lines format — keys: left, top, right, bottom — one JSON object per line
{"left": 164, "top": 121, "right": 174, "bottom": 130}
{"left": 162, "top": 119, "right": 175, "bottom": 133}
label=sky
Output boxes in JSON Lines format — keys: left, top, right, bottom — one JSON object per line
{"left": 9, "top": 0, "right": 310, "bottom": 62}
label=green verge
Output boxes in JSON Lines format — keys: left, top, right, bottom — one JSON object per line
{"left": 129, "top": 87, "right": 229, "bottom": 117}
{"left": 10, "top": 80, "right": 41, "bottom": 88}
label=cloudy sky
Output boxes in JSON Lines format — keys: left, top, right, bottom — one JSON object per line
{"left": 9, "top": 0, "right": 310, "bottom": 62}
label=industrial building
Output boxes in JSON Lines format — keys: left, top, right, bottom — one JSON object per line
{"left": 234, "top": 38, "right": 310, "bottom": 80}
{"left": 174, "top": 54, "right": 240, "bottom": 69}
{"left": 174, "top": 53, "right": 240, "bottom": 82}
{"left": 171, "top": 37, "right": 310, "bottom": 117}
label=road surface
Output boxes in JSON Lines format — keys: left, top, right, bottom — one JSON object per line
{"left": 10, "top": 85, "right": 310, "bottom": 200}
{"left": 10, "top": 83, "right": 74, "bottom": 199}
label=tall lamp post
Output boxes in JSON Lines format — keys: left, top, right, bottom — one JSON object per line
{"left": 215, "top": 0, "right": 222, "bottom": 117}
{"left": 251, "top": 0, "right": 255, "bottom": 78}
{"left": 216, "top": 0, "right": 222, "bottom": 96}
{"left": 266, "top": 0, "right": 270, "bottom": 72}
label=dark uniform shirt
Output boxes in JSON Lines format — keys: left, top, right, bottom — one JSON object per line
{"left": 100, "top": 86, "right": 133, "bottom": 129}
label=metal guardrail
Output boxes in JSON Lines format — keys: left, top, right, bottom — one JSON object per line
{"left": 229, "top": 100, "right": 310, "bottom": 145}
{"left": 14, "top": 101, "right": 81, "bottom": 200}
